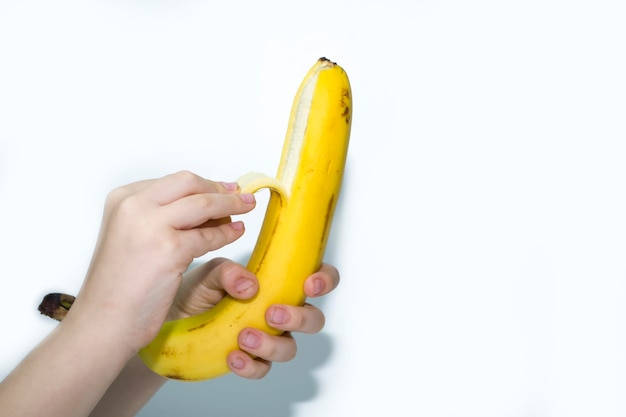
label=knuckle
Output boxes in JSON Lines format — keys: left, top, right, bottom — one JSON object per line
{"left": 157, "top": 232, "right": 192, "bottom": 268}
{"left": 266, "top": 337, "right": 281, "bottom": 359}
{"left": 251, "top": 362, "right": 271, "bottom": 380}
{"left": 332, "top": 266, "right": 341, "bottom": 287}
{"left": 197, "top": 194, "right": 216, "bottom": 212}
{"left": 314, "top": 312, "right": 326, "bottom": 333}
{"left": 104, "top": 191, "right": 146, "bottom": 226}
{"left": 321, "top": 263, "right": 341, "bottom": 288}
{"left": 160, "top": 232, "right": 183, "bottom": 254}
{"left": 116, "top": 193, "right": 141, "bottom": 213}
{"left": 104, "top": 185, "right": 130, "bottom": 209}
{"left": 301, "top": 305, "right": 325, "bottom": 334}
{"left": 220, "top": 260, "right": 247, "bottom": 282}
{"left": 291, "top": 308, "right": 307, "bottom": 330}
{"left": 284, "top": 341, "right": 297, "bottom": 362}
{"left": 105, "top": 182, "right": 144, "bottom": 212}
{"left": 198, "top": 227, "right": 222, "bottom": 249}
{"left": 267, "top": 334, "right": 296, "bottom": 363}
{"left": 173, "top": 170, "right": 202, "bottom": 188}
{"left": 204, "top": 257, "right": 228, "bottom": 272}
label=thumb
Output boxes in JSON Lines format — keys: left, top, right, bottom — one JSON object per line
{"left": 173, "top": 258, "right": 259, "bottom": 319}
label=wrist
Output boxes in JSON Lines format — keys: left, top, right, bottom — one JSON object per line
{"left": 61, "top": 296, "right": 141, "bottom": 362}
{"left": 0, "top": 303, "right": 139, "bottom": 417}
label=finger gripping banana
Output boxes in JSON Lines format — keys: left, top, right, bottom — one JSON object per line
{"left": 138, "top": 57, "right": 352, "bottom": 381}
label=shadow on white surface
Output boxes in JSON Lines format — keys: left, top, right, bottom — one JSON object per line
{"left": 136, "top": 329, "right": 333, "bottom": 417}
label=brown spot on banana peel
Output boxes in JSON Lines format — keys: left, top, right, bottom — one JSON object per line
{"left": 320, "top": 195, "right": 335, "bottom": 250}
{"left": 341, "top": 88, "right": 351, "bottom": 124}
{"left": 342, "top": 105, "right": 351, "bottom": 123}
{"left": 164, "top": 373, "right": 188, "bottom": 381}
{"left": 163, "top": 369, "right": 189, "bottom": 381}
{"left": 38, "top": 293, "right": 76, "bottom": 322}
{"left": 187, "top": 322, "right": 209, "bottom": 332}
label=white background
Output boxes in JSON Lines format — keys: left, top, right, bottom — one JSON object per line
{"left": 1, "top": 1, "right": 626, "bottom": 416}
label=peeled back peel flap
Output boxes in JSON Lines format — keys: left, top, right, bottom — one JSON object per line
{"left": 236, "top": 172, "right": 289, "bottom": 201}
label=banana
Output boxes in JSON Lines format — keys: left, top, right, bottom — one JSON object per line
{"left": 138, "top": 57, "right": 352, "bottom": 381}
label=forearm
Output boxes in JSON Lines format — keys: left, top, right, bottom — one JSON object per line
{"left": 0, "top": 313, "right": 135, "bottom": 417}
{"left": 89, "top": 355, "right": 167, "bottom": 417}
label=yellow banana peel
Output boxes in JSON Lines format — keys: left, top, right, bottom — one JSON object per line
{"left": 138, "top": 57, "right": 352, "bottom": 381}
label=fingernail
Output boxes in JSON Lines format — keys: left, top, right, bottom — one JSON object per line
{"left": 221, "top": 182, "right": 239, "bottom": 191}
{"left": 270, "top": 307, "right": 288, "bottom": 325}
{"left": 242, "top": 331, "right": 261, "bottom": 349}
{"left": 230, "top": 221, "right": 244, "bottom": 231}
{"left": 234, "top": 277, "right": 254, "bottom": 294}
{"left": 230, "top": 356, "right": 245, "bottom": 370}
{"left": 313, "top": 278, "right": 325, "bottom": 296}
{"left": 239, "top": 193, "right": 255, "bottom": 204}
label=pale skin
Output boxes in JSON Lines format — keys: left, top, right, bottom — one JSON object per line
{"left": 0, "top": 171, "right": 340, "bottom": 417}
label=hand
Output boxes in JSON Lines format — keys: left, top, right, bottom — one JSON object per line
{"left": 169, "top": 258, "right": 340, "bottom": 379}
{"left": 70, "top": 171, "right": 256, "bottom": 352}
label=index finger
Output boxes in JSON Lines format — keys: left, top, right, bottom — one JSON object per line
{"left": 141, "top": 170, "right": 238, "bottom": 205}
